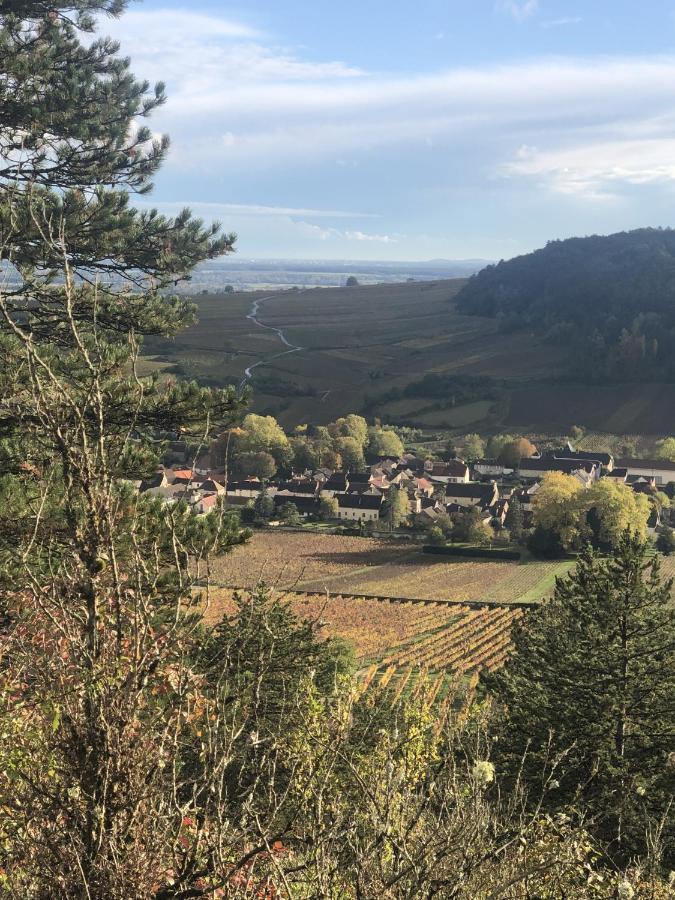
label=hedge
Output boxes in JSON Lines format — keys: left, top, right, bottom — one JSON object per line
{"left": 423, "top": 545, "right": 521, "bottom": 560}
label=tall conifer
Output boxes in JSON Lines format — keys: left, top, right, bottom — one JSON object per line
{"left": 487, "top": 534, "right": 675, "bottom": 866}
{"left": 0, "top": 2, "right": 248, "bottom": 893}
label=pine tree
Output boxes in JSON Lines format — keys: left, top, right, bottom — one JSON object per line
{"left": 486, "top": 534, "right": 675, "bottom": 867}
{"left": 0, "top": 2, "right": 249, "bottom": 894}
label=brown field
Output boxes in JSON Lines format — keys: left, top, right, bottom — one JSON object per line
{"left": 504, "top": 383, "right": 675, "bottom": 435}
{"left": 211, "top": 531, "right": 573, "bottom": 604}
{"left": 142, "top": 280, "right": 672, "bottom": 434}
{"left": 204, "top": 532, "right": 581, "bottom": 685}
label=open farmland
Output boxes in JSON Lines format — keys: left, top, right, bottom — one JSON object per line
{"left": 144, "top": 280, "right": 572, "bottom": 430}
{"left": 209, "top": 532, "right": 572, "bottom": 604}
{"left": 143, "top": 279, "right": 675, "bottom": 434}
{"left": 204, "top": 531, "right": 578, "bottom": 700}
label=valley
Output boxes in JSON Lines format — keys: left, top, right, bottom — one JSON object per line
{"left": 144, "top": 278, "right": 673, "bottom": 435}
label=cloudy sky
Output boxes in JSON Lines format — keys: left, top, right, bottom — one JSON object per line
{"left": 105, "top": 0, "right": 675, "bottom": 260}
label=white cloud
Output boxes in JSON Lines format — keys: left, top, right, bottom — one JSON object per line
{"left": 496, "top": 1, "right": 539, "bottom": 22}
{"left": 103, "top": 9, "right": 363, "bottom": 87}
{"left": 103, "top": 7, "right": 675, "bottom": 205}
{"left": 137, "top": 200, "right": 379, "bottom": 219}
{"left": 146, "top": 55, "right": 675, "bottom": 182}
{"left": 541, "top": 17, "right": 583, "bottom": 29}
{"left": 345, "top": 231, "right": 398, "bottom": 243}
{"left": 503, "top": 135, "right": 675, "bottom": 197}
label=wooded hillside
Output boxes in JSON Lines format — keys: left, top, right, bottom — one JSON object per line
{"left": 456, "top": 228, "right": 675, "bottom": 381}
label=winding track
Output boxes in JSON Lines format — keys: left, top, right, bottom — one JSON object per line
{"left": 239, "top": 294, "right": 304, "bottom": 389}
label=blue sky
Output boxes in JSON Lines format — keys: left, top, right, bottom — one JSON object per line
{"left": 105, "top": 1, "right": 675, "bottom": 260}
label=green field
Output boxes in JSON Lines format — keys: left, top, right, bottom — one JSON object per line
{"left": 144, "top": 280, "right": 673, "bottom": 434}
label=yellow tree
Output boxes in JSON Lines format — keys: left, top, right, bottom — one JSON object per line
{"left": 585, "top": 480, "right": 651, "bottom": 548}
{"left": 655, "top": 437, "right": 675, "bottom": 460}
{"left": 532, "top": 472, "right": 585, "bottom": 550}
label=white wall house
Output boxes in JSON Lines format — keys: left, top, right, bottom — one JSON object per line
{"left": 617, "top": 458, "right": 675, "bottom": 486}
{"left": 337, "top": 494, "right": 382, "bottom": 522}
{"left": 474, "top": 459, "right": 514, "bottom": 477}
{"left": 425, "top": 460, "right": 470, "bottom": 484}
{"left": 445, "top": 482, "right": 499, "bottom": 509}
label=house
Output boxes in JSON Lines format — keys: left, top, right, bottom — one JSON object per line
{"left": 398, "top": 454, "right": 426, "bottom": 475}
{"left": 445, "top": 481, "right": 499, "bottom": 509}
{"left": 225, "top": 480, "right": 271, "bottom": 500}
{"left": 387, "top": 469, "right": 417, "bottom": 487}
{"left": 337, "top": 493, "right": 383, "bottom": 522}
{"left": 142, "top": 482, "right": 200, "bottom": 504}
{"left": 200, "top": 478, "right": 225, "bottom": 495}
{"left": 606, "top": 467, "right": 628, "bottom": 483}
{"left": 616, "top": 458, "right": 675, "bottom": 486}
{"left": 193, "top": 492, "right": 220, "bottom": 515}
{"left": 412, "top": 476, "right": 435, "bottom": 498}
{"left": 425, "top": 459, "right": 470, "bottom": 484}
{"left": 371, "top": 459, "right": 399, "bottom": 478}
{"left": 473, "top": 459, "right": 514, "bottom": 478}
{"left": 491, "top": 497, "right": 510, "bottom": 527}
{"left": 273, "top": 495, "right": 319, "bottom": 517}
{"left": 168, "top": 468, "right": 194, "bottom": 484}
{"left": 630, "top": 476, "right": 657, "bottom": 496}
{"left": 551, "top": 443, "right": 614, "bottom": 470}
{"left": 417, "top": 503, "right": 443, "bottom": 526}
{"left": 517, "top": 457, "right": 599, "bottom": 482}
{"left": 320, "top": 472, "right": 349, "bottom": 496}
{"left": 275, "top": 478, "right": 320, "bottom": 498}
{"left": 345, "top": 472, "right": 381, "bottom": 495}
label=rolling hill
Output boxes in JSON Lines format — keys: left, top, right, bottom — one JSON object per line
{"left": 143, "top": 239, "right": 675, "bottom": 436}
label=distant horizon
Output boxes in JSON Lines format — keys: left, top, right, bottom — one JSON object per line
{"left": 201, "top": 255, "right": 493, "bottom": 266}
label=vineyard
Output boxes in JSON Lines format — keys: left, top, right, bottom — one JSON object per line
{"left": 213, "top": 531, "right": 573, "bottom": 603}
{"left": 205, "top": 587, "right": 524, "bottom": 704}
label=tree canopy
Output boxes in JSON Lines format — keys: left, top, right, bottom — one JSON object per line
{"left": 457, "top": 228, "right": 675, "bottom": 381}
{"left": 368, "top": 426, "right": 404, "bottom": 458}
{"left": 531, "top": 473, "right": 650, "bottom": 553}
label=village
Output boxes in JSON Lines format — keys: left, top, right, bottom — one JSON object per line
{"left": 135, "top": 422, "right": 675, "bottom": 554}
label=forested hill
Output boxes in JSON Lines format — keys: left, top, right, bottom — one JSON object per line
{"left": 456, "top": 227, "right": 675, "bottom": 382}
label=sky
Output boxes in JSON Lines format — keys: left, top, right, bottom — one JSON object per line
{"left": 103, "top": 0, "right": 675, "bottom": 261}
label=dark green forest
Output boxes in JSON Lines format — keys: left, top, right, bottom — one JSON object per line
{"left": 456, "top": 227, "right": 675, "bottom": 381}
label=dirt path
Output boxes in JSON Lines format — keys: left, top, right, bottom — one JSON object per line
{"left": 240, "top": 294, "right": 304, "bottom": 388}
